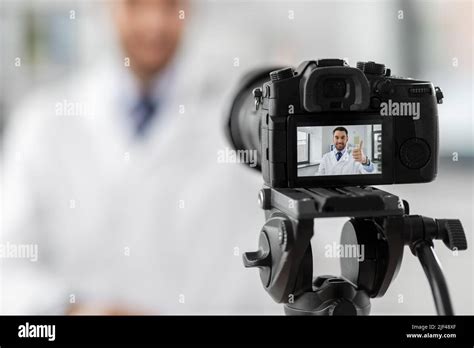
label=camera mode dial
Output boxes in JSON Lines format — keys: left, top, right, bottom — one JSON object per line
{"left": 270, "top": 67, "right": 294, "bottom": 82}
{"left": 357, "top": 61, "right": 386, "bottom": 75}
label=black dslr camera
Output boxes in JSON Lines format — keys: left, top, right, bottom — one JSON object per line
{"left": 228, "top": 59, "right": 444, "bottom": 188}
{"left": 227, "top": 60, "right": 467, "bottom": 316}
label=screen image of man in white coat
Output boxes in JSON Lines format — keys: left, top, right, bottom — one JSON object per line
{"left": 317, "top": 126, "right": 374, "bottom": 175}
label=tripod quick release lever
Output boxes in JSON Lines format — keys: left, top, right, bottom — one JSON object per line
{"left": 403, "top": 215, "right": 468, "bottom": 254}
{"left": 435, "top": 219, "right": 468, "bottom": 251}
{"left": 400, "top": 215, "right": 468, "bottom": 315}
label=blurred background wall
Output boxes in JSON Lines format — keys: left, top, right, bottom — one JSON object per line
{"left": 1, "top": 0, "right": 472, "bottom": 157}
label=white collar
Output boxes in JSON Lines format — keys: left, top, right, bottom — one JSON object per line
{"left": 111, "top": 59, "right": 177, "bottom": 114}
{"left": 333, "top": 146, "right": 347, "bottom": 156}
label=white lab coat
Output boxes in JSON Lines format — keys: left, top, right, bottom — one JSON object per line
{"left": 317, "top": 149, "right": 372, "bottom": 175}
{"left": 0, "top": 54, "right": 280, "bottom": 314}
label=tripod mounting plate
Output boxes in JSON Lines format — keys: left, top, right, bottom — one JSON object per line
{"left": 260, "top": 186, "right": 405, "bottom": 219}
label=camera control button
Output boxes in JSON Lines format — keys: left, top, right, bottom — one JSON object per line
{"left": 357, "top": 61, "right": 386, "bottom": 75}
{"left": 370, "top": 97, "right": 382, "bottom": 109}
{"left": 375, "top": 79, "right": 393, "bottom": 96}
{"left": 400, "top": 138, "right": 431, "bottom": 169}
{"left": 269, "top": 67, "right": 294, "bottom": 82}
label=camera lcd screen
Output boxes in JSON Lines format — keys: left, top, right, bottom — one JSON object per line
{"left": 297, "top": 124, "right": 382, "bottom": 177}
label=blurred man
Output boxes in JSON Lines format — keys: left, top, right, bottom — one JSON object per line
{"left": 317, "top": 127, "right": 373, "bottom": 175}
{"left": 1, "top": 0, "right": 275, "bottom": 315}
{"left": 114, "top": 0, "right": 185, "bottom": 89}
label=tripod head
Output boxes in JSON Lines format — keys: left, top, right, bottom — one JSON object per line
{"left": 243, "top": 186, "right": 467, "bottom": 315}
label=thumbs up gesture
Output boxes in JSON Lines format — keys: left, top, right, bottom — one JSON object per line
{"left": 352, "top": 140, "right": 367, "bottom": 164}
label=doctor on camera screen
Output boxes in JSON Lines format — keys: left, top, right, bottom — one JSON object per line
{"left": 297, "top": 125, "right": 380, "bottom": 176}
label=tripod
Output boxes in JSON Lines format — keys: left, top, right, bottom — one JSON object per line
{"left": 243, "top": 186, "right": 467, "bottom": 315}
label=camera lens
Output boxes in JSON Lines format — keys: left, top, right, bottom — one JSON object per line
{"left": 323, "top": 78, "right": 347, "bottom": 98}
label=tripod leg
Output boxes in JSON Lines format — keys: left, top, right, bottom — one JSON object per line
{"left": 415, "top": 242, "right": 454, "bottom": 315}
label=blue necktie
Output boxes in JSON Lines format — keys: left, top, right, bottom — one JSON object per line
{"left": 131, "top": 94, "right": 157, "bottom": 137}
{"left": 336, "top": 151, "right": 343, "bottom": 161}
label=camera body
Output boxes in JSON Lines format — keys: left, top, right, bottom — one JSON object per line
{"left": 254, "top": 59, "right": 443, "bottom": 188}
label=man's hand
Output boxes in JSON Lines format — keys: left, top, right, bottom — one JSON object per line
{"left": 352, "top": 140, "right": 367, "bottom": 164}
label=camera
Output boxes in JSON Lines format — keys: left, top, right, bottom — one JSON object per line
{"left": 228, "top": 59, "right": 444, "bottom": 187}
